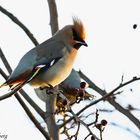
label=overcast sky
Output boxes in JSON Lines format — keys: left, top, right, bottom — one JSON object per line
{"left": 0, "top": 0, "right": 140, "bottom": 140}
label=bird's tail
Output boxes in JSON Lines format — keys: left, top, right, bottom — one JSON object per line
{"left": 0, "top": 82, "right": 8, "bottom": 88}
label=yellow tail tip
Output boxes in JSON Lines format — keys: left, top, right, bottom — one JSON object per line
{"left": 0, "top": 83, "right": 7, "bottom": 88}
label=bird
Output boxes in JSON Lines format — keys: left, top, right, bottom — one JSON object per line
{"left": 0, "top": 17, "right": 88, "bottom": 91}
{"left": 35, "top": 69, "right": 95, "bottom": 113}
{"left": 57, "top": 69, "right": 95, "bottom": 111}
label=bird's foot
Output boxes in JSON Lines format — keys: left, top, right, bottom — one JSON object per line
{"left": 45, "top": 84, "right": 62, "bottom": 95}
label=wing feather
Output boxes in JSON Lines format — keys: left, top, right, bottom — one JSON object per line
{"left": 2, "top": 39, "right": 66, "bottom": 87}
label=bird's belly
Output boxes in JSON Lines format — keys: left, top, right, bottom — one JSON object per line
{"left": 30, "top": 49, "right": 77, "bottom": 88}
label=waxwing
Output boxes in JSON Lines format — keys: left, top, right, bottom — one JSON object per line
{"left": 35, "top": 69, "right": 95, "bottom": 113}
{"left": 0, "top": 17, "right": 87, "bottom": 90}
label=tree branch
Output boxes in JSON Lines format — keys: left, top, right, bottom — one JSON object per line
{"left": 47, "top": 0, "right": 59, "bottom": 35}
{"left": 0, "top": 67, "right": 46, "bottom": 121}
{"left": 19, "top": 89, "right": 46, "bottom": 120}
{"left": 0, "top": 68, "right": 50, "bottom": 139}
{"left": 0, "top": 47, "right": 12, "bottom": 73}
{"left": 79, "top": 70, "right": 140, "bottom": 130}
{"left": 45, "top": 0, "right": 59, "bottom": 139}
{"left": 69, "top": 107, "right": 99, "bottom": 140}
{"left": 15, "top": 94, "right": 50, "bottom": 140}
{"left": 0, "top": 79, "right": 25, "bottom": 101}
{"left": 59, "top": 71, "right": 140, "bottom": 130}
{"left": 0, "top": 47, "right": 50, "bottom": 137}
{"left": 0, "top": 5, "right": 39, "bottom": 46}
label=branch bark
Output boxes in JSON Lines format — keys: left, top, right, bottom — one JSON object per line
{"left": 45, "top": 0, "right": 59, "bottom": 139}
{"left": 47, "top": 0, "right": 59, "bottom": 35}
{"left": 0, "top": 49, "right": 50, "bottom": 139}
{"left": 0, "top": 67, "right": 45, "bottom": 120}
{"left": 0, "top": 3, "right": 59, "bottom": 139}
{"left": 79, "top": 70, "right": 140, "bottom": 130}
{"left": 15, "top": 94, "right": 50, "bottom": 140}
{"left": 0, "top": 5, "right": 39, "bottom": 46}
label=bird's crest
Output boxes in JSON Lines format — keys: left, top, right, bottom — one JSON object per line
{"left": 72, "top": 16, "right": 86, "bottom": 40}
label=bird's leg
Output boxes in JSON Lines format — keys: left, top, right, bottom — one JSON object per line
{"left": 45, "top": 84, "right": 62, "bottom": 95}
{"left": 45, "top": 84, "right": 55, "bottom": 94}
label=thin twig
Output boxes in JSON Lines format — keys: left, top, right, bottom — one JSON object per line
{"left": 100, "top": 129, "right": 103, "bottom": 140}
{"left": 47, "top": 0, "right": 59, "bottom": 35}
{"left": 45, "top": 0, "right": 59, "bottom": 140}
{"left": 0, "top": 69, "right": 50, "bottom": 139}
{"left": 0, "top": 80, "right": 26, "bottom": 101}
{"left": 109, "top": 76, "right": 140, "bottom": 94}
{"left": 59, "top": 92, "right": 114, "bottom": 129}
{"left": 15, "top": 94, "right": 50, "bottom": 140}
{"left": 0, "top": 5, "right": 39, "bottom": 46}
{"left": 0, "top": 4, "right": 50, "bottom": 139}
{"left": 20, "top": 89, "right": 46, "bottom": 120}
{"left": 73, "top": 122, "right": 80, "bottom": 140}
{"left": 110, "top": 122, "right": 140, "bottom": 139}
{"left": 0, "top": 63, "right": 45, "bottom": 121}
{"left": 0, "top": 47, "right": 12, "bottom": 73}
{"left": 0, "top": 49, "right": 50, "bottom": 138}
{"left": 79, "top": 70, "right": 140, "bottom": 130}
{"left": 68, "top": 107, "right": 99, "bottom": 140}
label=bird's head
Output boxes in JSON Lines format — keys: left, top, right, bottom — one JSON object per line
{"left": 56, "top": 17, "right": 88, "bottom": 50}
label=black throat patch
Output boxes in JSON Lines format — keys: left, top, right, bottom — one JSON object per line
{"left": 73, "top": 43, "right": 82, "bottom": 50}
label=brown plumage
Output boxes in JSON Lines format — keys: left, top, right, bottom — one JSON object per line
{"left": 73, "top": 16, "right": 86, "bottom": 41}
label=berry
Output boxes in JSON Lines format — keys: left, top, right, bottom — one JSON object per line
{"left": 78, "top": 90, "right": 84, "bottom": 97}
{"left": 80, "top": 82, "right": 86, "bottom": 89}
{"left": 101, "top": 119, "right": 108, "bottom": 126}
{"left": 62, "top": 99, "right": 67, "bottom": 106}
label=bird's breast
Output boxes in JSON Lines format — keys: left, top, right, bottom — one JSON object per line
{"left": 30, "top": 48, "right": 78, "bottom": 88}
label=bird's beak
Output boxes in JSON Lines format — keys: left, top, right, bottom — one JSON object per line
{"left": 82, "top": 41, "right": 88, "bottom": 47}
{"left": 75, "top": 40, "right": 88, "bottom": 47}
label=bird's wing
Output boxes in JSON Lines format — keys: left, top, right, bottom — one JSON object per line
{"left": 2, "top": 40, "right": 66, "bottom": 87}
{"left": 35, "top": 39, "right": 66, "bottom": 65}
{"left": 61, "top": 69, "right": 81, "bottom": 88}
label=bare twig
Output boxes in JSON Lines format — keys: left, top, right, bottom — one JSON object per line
{"left": 84, "top": 134, "right": 91, "bottom": 140}
{"left": 109, "top": 76, "right": 140, "bottom": 94}
{"left": 73, "top": 122, "right": 80, "bottom": 140}
{"left": 68, "top": 107, "right": 99, "bottom": 140}
{"left": 121, "top": 74, "right": 124, "bottom": 84}
{"left": 0, "top": 67, "right": 8, "bottom": 78}
{"left": 110, "top": 122, "right": 140, "bottom": 139}
{"left": 0, "top": 69, "right": 50, "bottom": 139}
{"left": 0, "top": 64, "right": 46, "bottom": 121}
{"left": 15, "top": 94, "right": 50, "bottom": 140}
{"left": 0, "top": 5, "right": 39, "bottom": 46}
{"left": 20, "top": 89, "right": 46, "bottom": 120}
{"left": 47, "top": 0, "right": 59, "bottom": 35}
{"left": 0, "top": 81, "right": 25, "bottom": 101}
{"left": 59, "top": 73, "right": 140, "bottom": 130}
{"left": 100, "top": 129, "right": 103, "bottom": 140}
{"left": 0, "top": 47, "right": 12, "bottom": 73}
{"left": 70, "top": 122, "right": 80, "bottom": 140}
{"left": 79, "top": 70, "right": 140, "bottom": 130}
{"left": 0, "top": 48, "right": 50, "bottom": 138}
{"left": 0, "top": 4, "right": 51, "bottom": 139}
{"left": 59, "top": 92, "right": 115, "bottom": 129}
{"left": 45, "top": 0, "right": 59, "bottom": 140}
